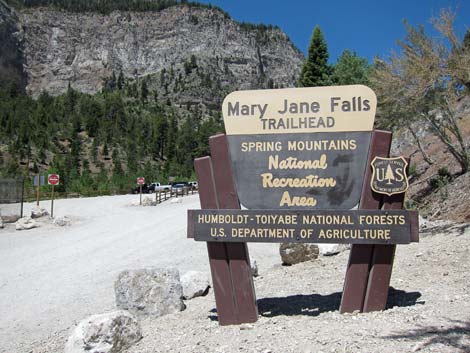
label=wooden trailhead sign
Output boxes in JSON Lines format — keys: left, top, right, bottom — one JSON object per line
{"left": 223, "top": 85, "right": 376, "bottom": 210}
{"left": 187, "top": 85, "right": 419, "bottom": 325}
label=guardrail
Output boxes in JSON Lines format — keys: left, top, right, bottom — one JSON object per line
{"left": 155, "top": 187, "right": 198, "bottom": 204}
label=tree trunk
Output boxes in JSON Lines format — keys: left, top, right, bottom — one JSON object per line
{"left": 423, "top": 112, "right": 469, "bottom": 174}
{"left": 406, "top": 124, "right": 433, "bottom": 166}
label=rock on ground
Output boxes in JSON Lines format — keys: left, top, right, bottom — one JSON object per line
{"left": 141, "top": 197, "right": 155, "bottom": 207}
{"left": 181, "top": 271, "right": 210, "bottom": 300}
{"left": 31, "top": 206, "right": 49, "bottom": 219}
{"left": 251, "top": 259, "right": 259, "bottom": 277}
{"left": 2, "top": 214, "right": 20, "bottom": 223}
{"left": 279, "top": 243, "right": 319, "bottom": 265}
{"left": 115, "top": 268, "right": 185, "bottom": 317}
{"left": 317, "top": 243, "right": 348, "bottom": 256}
{"left": 15, "top": 217, "right": 38, "bottom": 230}
{"left": 53, "top": 216, "right": 71, "bottom": 227}
{"left": 64, "top": 310, "right": 142, "bottom": 353}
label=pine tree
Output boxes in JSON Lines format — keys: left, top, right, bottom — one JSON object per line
{"left": 117, "top": 70, "right": 125, "bottom": 90}
{"left": 298, "top": 26, "right": 332, "bottom": 87}
{"left": 331, "top": 49, "right": 370, "bottom": 85}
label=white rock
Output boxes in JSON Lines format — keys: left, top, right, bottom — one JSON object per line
{"left": 115, "top": 268, "right": 185, "bottom": 317}
{"left": 15, "top": 217, "right": 39, "bottom": 231}
{"left": 181, "top": 271, "right": 210, "bottom": 300}
{"left": 419, "top": 215, "right": 428, "bottom": 229}
{"left": 317, "top": 244, "right": 348, "bottom": 256}
{"left": 31, "top": 206, "right": 49, "bottom": 219}
{"left": 64, "top": 310, "right": 142, "bottom": 353}
{"left": 251, "top": 259, "right": 259, "bottom": 277}
{"left": 53, "top": 216, "right": 71, "bottom": 227}
{"left": 170, "top": 197, "right": 183, "bottom": 204}
{"left": 141, "top": 197, "right": 155, "bottom": 206}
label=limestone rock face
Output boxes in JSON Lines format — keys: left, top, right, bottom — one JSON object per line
{"left": 0, "top": 1, "right": 25, "bottom": 89}
{"left": 64, "top": 310, "right": 142, "bottom": 353}
{"left": 15, "top": 5, "right": 303, "bottom": 101}
{"left": 279, "top": 243, "right": 319, "bottom": 265}
{"left": 115, "top": 268, "right": 185, "bottom": 317}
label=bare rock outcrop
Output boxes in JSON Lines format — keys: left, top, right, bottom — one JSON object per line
{"left": 16, "top": 5, "right": 303, "bottom": 103}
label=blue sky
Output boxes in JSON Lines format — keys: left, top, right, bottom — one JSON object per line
{"left": 198, "top": 0, "right": 470, "bottom": 63}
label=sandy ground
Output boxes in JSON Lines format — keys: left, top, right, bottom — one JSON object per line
{"left": 2, "top": 195, "right": 469, "bottom": 353}
{"left": 120, "top": 223, "right": 469, "bottom": 353}
{"left": 0, "top": 194, "right": 280, "bottom": 353}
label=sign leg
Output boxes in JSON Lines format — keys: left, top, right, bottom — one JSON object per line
{"left": 340, "top": 130, "right": 392, "bottom": 313}
{"left": 209, "top": 134, "right": 257, "bottom": 324}
{"left": 363, "top": 164, "right": 408, "bottom": 312}
{"left": 195, "top": 156, "right": 240, "bottom": 325}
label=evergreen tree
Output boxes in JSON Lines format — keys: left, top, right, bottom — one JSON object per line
{"left": 331, "top": 49, "right": 370, "bottom": 85}
{"left": 117, "top": 70, "right": 125, "bottom": 90}
{"left": 298, "top": 26, "right": 332, "bottom": 87}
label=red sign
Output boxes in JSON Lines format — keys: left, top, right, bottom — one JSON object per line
{"left": 48, "top": 174, "right": 60, "bottom": 186}
{"left": 137, "top": 177, "right": 145, "bottom": 185}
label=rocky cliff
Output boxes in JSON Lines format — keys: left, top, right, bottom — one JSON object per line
{"left": 13, "top": 4, "right": 303, "bottom": 106}
{"left": 0, "top": 0, "right": 25, "bottom": 89}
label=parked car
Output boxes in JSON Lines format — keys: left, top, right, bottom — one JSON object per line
{"left": 148, "top": 182, "right": 172, "bottom": 193}
{"left": 171, "top": 181, "right": 189, "bottom": 193}
{"left": 188, "top": 181, "right": 198, "bottom": 190}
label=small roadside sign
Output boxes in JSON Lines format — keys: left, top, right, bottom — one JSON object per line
{"left": 137, "top": 177, "right": 145, "bottom": 185}
{"left": 48, "top": 174, "right": 60, "bottom": 186}
{"left": 47, "top": 174, "right": 60, "bottom": 217}
{"left": 33, "top": 175, "right": 45, "bottom": 186}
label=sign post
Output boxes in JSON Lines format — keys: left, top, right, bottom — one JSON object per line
{"left": 33, "top": 175, "right": 45, "bottom": 206}
{"left": 188, "top": 85, "right": 419, "bottom": 325}
{"left": 137, "top": 177, "right": 145, "bottom": 205}
{"left": 48, "top": 174, "right": 60, "bottom": 217}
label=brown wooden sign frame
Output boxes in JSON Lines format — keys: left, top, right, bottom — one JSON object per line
{"left": 191, "top": 130, "right": 418, "bottom": 325}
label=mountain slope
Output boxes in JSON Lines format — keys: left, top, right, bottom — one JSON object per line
{"left": 18, "top": 4, "right": 303, "bottom": 105}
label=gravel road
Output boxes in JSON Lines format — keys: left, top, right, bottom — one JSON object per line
{"left": 0, "top": 194, "right": 279, "bottom": 353}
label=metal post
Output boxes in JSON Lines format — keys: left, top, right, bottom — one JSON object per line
{"left": 20, "top": 177, "right": 24, "bottom": 218}
{"left": 139, "top": 185, "right": 142, "bottom": 205}
{"left": 51, "top": 185, "right": 55, "bottom": 218}
{"left": 36, "top": 174, "right": 40, "bottom": 206}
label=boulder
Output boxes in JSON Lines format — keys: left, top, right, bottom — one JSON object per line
{"left": 317, "top": 244, "right": 348, "bottom": 256}
{"left": 64, "top": 310, "right": 142, "bottom": 353}
{"left": 279, "top": 243, "right": 319, "bottom": 265}
{"left": 53, "top": 216, "right": 71, "bottom": 227}
{"left": 2, "top": 214, "right": 20, "bottom": 223}
{"left": 115, "top": 268, "right": 185, "bottom": 317}
{"left": 31, "top": 206, "right": 49, "bottom": 219}
{"left": 181, "top": 271, "right": 210, "bottom": 300}
{"left": 251, "top": 259, "right": 259, "bottom": 277}
{"left": 141, "top": 197, "right": 155, "bottom": 207}
{"left": 15, "top": 217, "right": 38, "bottom": 230}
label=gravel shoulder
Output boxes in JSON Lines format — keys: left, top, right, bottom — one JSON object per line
{"left": 127, "top": 224, "right": 469, "bottom": 353}
{"left": 2, "top": 195, "right": 469, "bottom": 353}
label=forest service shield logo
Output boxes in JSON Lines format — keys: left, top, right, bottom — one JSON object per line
{"left": 370, "top": 157, "right": 409, "bottom": 196}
